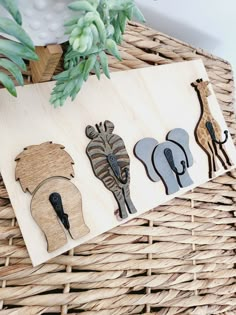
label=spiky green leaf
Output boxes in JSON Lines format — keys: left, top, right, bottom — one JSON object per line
{"left": 0, "top": 39, "right": 38, "bottom": 61}
{"left": 108, "top": 0, "right": 133, "bottom": 11}
{"left": 7, "top": 54, "right": 27, "bottom": 71}
{"left": 113, "top": 22, "right": 122, "bottom": 44}
{"left": 132, "top": 6, "right": 146, "bottom": 23}
{"left": 68, "top": 1, "right": 95, "bottom": 12}
{"left": 64, "top": 17, "right": 79, "bottom": 27}
{"left": 93, "top": 16, "right": 106, "bottom": 43}
{"left": 0, "top": 18, "right": 34, "bottom": 50}
{"left": 69, "top": 60, "right": 86, "bottom": 78}
{"left": 124, "top": 6, "right": 133, "bottom": 20}
{"left": 105, "top": 38, "right": 122, "bottom": 61}
{"left": 83, "top": 54, "right": 97, "bottom": 81}
{"left": 118, "top": 12, "right": 127, "bottom": 33}
{"left": 0, "top": 72, "right": 17, "bottom": 96}
{"left": 94, "top": 59, "right": 101, "bottom": 79}
{"left": 99, "top": 51, "right": 110, "bottom": 79}
{"left": 0, "top": 58, "right": 24, "bottom": 86}
{"left": 0, "top": 0, "right": 22, "bottom": 25}
{"left": 53, "top": 69, "right": 70, "bottom": 81}
{"left": 71, "top": 76, "right": 84, "bottom": 101}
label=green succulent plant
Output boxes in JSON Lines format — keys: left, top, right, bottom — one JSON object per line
{"left": 0, "top": 0, "right": 38, "bottom": 97}
{"left": 50, "top": 0, "right": 145, "bottom": 106}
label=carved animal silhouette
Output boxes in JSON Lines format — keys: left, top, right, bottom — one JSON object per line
{"left": 135, "top": 128, "right": 194, "bottom": 195}
{"left": 15, "top": 142, "right": 89, "bottom": 252}
{"left": 86, "top": 120, "right": 137, "bottom": 220}
{"left": 191, "top": 78, "right": 231, "bottom": 178}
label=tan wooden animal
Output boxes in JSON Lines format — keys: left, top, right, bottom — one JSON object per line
{"left": 191, "top": 79, "right": 231, "bottom": 178}
{"left": 15, "top": 142, "right": 89, "bottom": 252}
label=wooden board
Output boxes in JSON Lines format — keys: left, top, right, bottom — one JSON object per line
{"left": 0, "top": 60, "right": 235, "bottom": 266}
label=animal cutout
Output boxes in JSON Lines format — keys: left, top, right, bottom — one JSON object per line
{"left": 191, "top": 78, "right": 231, "bottom": 178}
{"left": 153, "top": 141, "right": 193, "bottom": 194}
{"left": 167, "top": 128, "right": 194, "bottom": 167}
{"left": 134, "top": 128, "right": 194, "bottom": 195}
{"left": 86, "top": 120, "right": 137, "bottom": 220}
{"left": 134, "top": 138, "right": 160, "bottom": 182}
{"left": 15, "top": 142, "right": 89, "bottom": 252}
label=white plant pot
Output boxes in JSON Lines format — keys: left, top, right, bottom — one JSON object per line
{"left": 0, "top": 0, "right": 75, "bottom": 46}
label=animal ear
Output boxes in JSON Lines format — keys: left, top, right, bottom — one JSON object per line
{"left": 167, "top": 128, "right": 193, "bottom": 168}
{"left": 206, "top": 84, "right": 211, "bottom": 96}
{"left": 104, "top": 120, "right": 114, "bottom": 134}
{"left": 86, "top": 126, "right": 98, "bottom": 139}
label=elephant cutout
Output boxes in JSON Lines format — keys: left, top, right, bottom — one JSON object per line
{"left": 15, "top": 142, "right": 90, "bottom": 252}
{"left": 134, "top": 128, "right": 194, "bottom": 195}
{"left": 153, "top": 141, "right": 193, "bottom": 194}
{"left": 134, "top": 137, "right": 160, "bottom": 182}
{"left": 86, "top": 120, "right": 137, "bottom": 220}
{"left": 167, "top": 128, "right": 194, "bottom": 168}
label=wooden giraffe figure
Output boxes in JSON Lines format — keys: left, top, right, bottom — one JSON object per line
{"left": 191, "top": 78, "right": 231, "bottom": 178}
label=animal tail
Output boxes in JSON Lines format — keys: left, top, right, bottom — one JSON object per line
{"left": 205, "top": 121, "right": 228, "bottom": 144}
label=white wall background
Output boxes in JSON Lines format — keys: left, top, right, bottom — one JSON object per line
{"left": 136, "top": 0, "right": 236, "bottom": 78}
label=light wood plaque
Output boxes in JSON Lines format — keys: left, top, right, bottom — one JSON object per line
{"left": 0, "top": 60, "right": 235, "bottom": 266}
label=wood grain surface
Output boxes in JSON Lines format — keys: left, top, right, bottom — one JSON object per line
{"left": 0, "top": 60, "right": 235, "bottom": 266}
{"left": 15, "top": 142, "right": 74, "bottom": 193}
{"left": 30, "top": 45, "right": 63, "bottom": 83}
{"left": 31, "top": 177, "right": 90, "bottom": 252}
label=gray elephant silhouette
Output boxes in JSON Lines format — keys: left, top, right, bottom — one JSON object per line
{"left": 134, "top": 128, "right": 194, "bottom": 195}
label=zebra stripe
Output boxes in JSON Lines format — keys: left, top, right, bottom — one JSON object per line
{"left": 87, "top": 132, "right": 130, "bottom": 191}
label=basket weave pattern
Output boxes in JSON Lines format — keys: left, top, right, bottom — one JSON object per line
{"left": 0, "top": 22, "right": 235, "bottom": 314}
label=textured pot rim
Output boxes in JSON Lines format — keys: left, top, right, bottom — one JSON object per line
{"left": 0, "top": 0, "right": 75, "bottom": 46}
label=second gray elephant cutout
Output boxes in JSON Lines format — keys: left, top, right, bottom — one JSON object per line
{"left": 134, "top": 128, "right": 194, "bottom": 195}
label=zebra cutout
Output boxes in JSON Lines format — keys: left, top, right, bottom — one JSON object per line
{"left": 86, "top": 120, "right": 137, "bottom": 220}
{"left": 134, "top": 128, "right": 194, "bottom": 195}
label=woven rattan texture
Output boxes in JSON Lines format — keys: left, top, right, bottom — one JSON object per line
{"left": 0, "top": 22, "right": 235, "bottom": 315}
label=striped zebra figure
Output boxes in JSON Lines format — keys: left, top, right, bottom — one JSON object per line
{"left": 86, "top": 120, "right": 137, "bottom": 220}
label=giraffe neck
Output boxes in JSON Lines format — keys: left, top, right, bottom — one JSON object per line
{"left": 198, "top": 91, "right": 211, "bottom": 119}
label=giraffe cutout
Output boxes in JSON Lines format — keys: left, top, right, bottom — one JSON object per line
{"left": 191, "top": 78, "right": 231, "bottom": 178}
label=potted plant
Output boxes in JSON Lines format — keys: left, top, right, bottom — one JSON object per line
{"left": 0, "top": 0, "right": 144, "bottom": 105}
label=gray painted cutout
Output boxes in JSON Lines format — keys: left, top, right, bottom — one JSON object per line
{"left": 134, "top": 138, "right": 160, "bottom": 182}
{"left": 134, "top": 128, "right": 194, "bottom": 195}
{"left": 167, "top": 128, "right": 194, "bottom": 167}
{"left": 153, "top": 141, "right": 193, "bottom": 195}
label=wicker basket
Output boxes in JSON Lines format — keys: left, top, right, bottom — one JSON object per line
{"left": 0, "top": 22, "right": 235, "bottom": 315}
